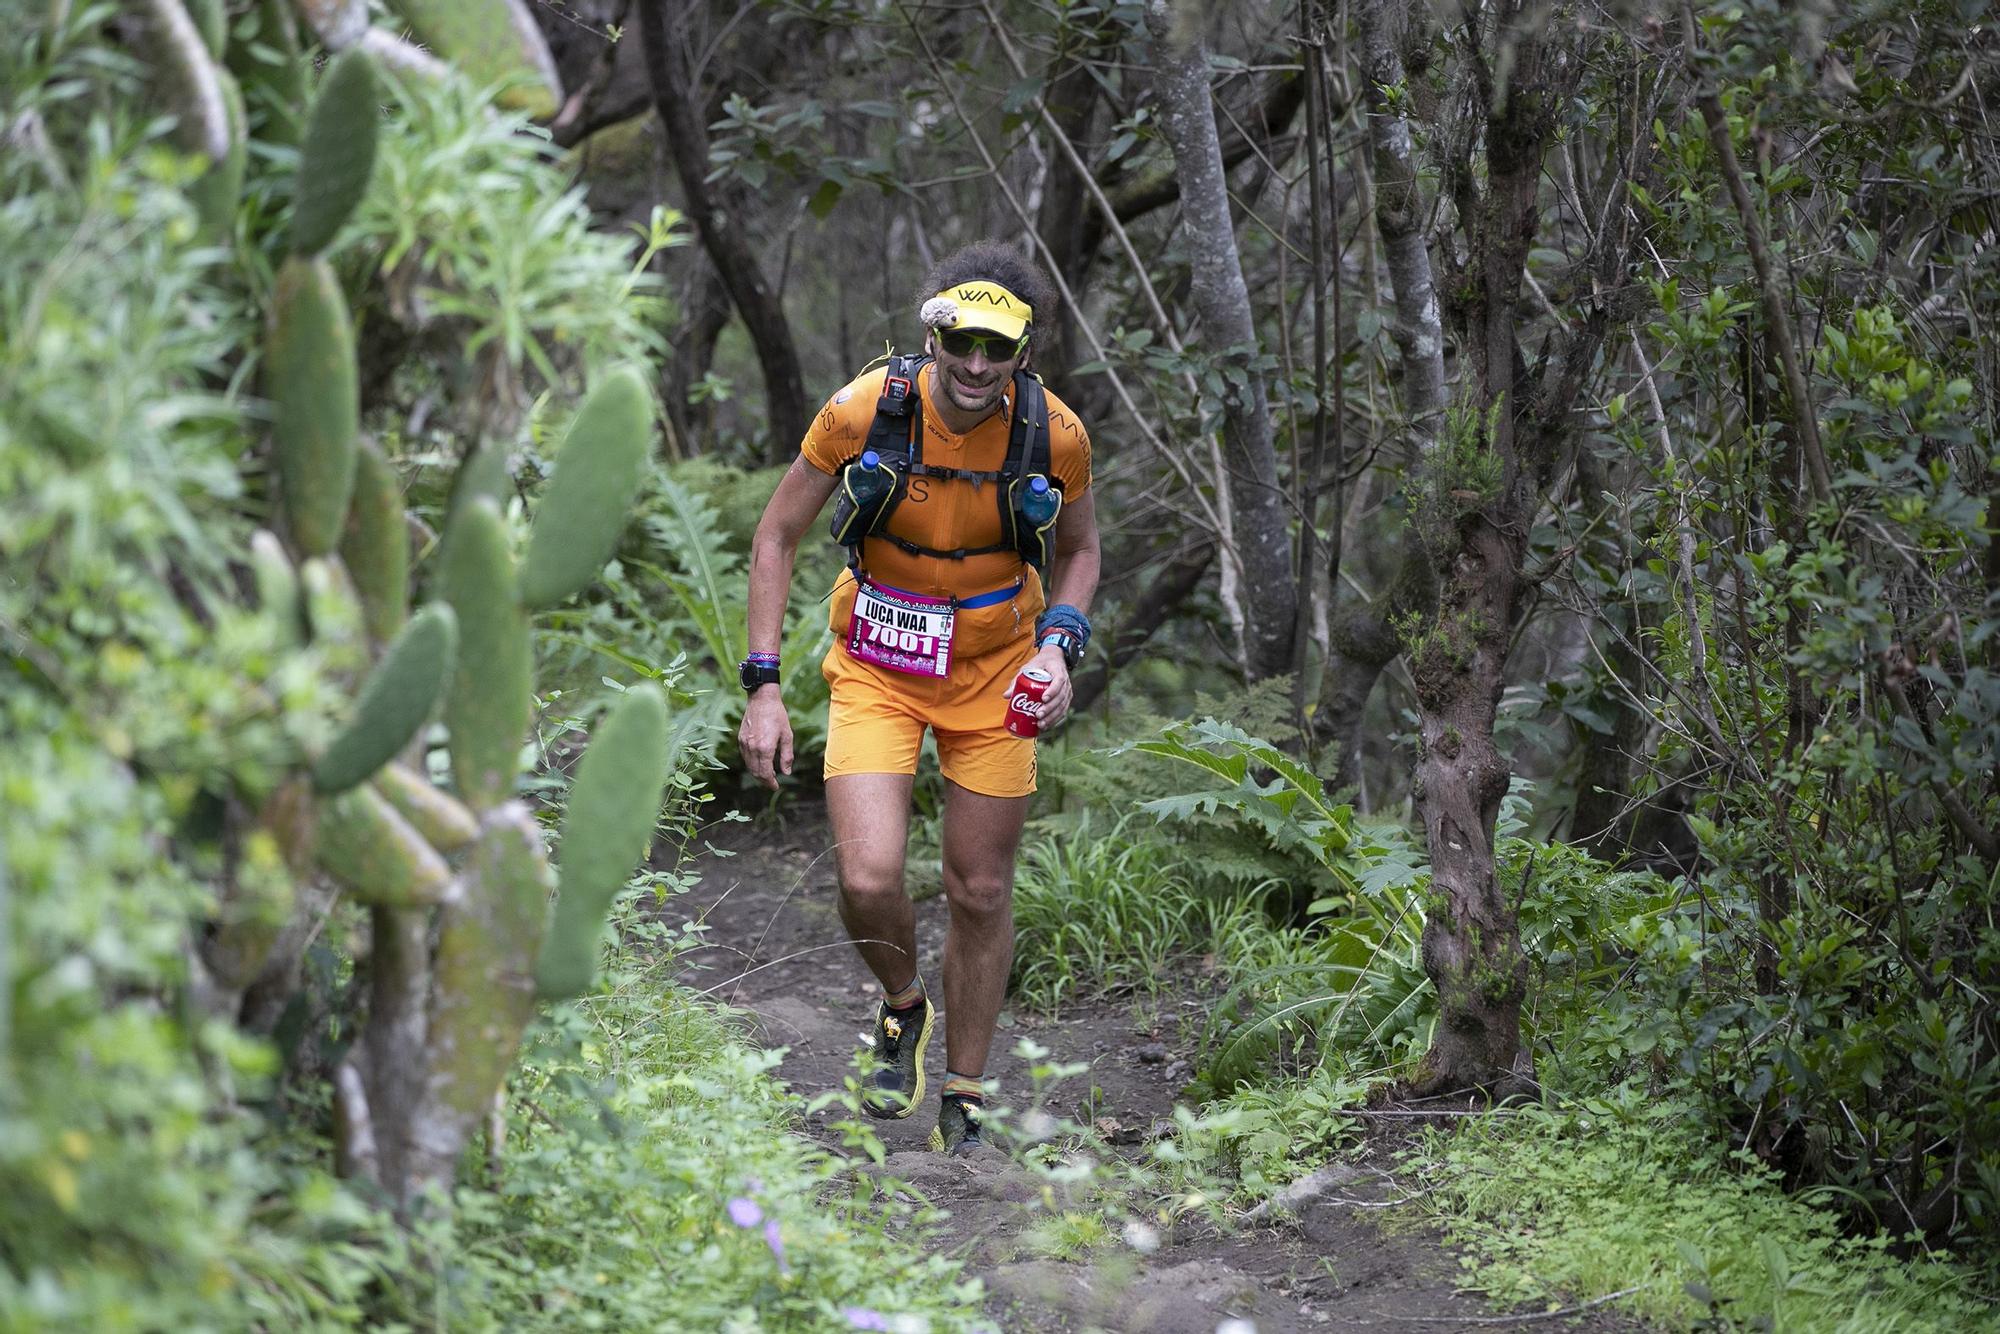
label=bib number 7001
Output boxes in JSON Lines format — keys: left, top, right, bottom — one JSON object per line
{"left": 845, "top": 581, "right": 954, "bottom": 678}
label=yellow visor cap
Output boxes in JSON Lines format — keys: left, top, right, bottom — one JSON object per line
{"left": 932, "top": 281, "right": 1033, "bottom": 340}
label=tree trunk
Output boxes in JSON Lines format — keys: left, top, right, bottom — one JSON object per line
{"left": 1084, "top": 69, "right": 1305, "bottom": 259}
{"left": 1034, "top": 35, "right": 1105, "bottom": 382}
{"left": 1144, "top": 0, "right": 1296, "bottom": 680}
{"left": 1354, "top": 0, "right": 1447, "bottom": 439}
{"left": 1312, "top": 0, "right": 1449, "bottom": 768}
{"left": 1317, "top": 531, "right": 1436, "bottom": 792}
{"left": 636, "top": 0, "right": 807, "bottom": 462}
{"left": 405, "top": 803, "right": 548, "bottom": 1199}
{"left": 663, "top": 259, "right": 732, "bottom": 455}
{"left": 1408, "top": 518, "right": 1527, "bottom": 1095}
{"left": 362, "top": 905, "right": 430, "bottom": 1194}
{"left": 1569, "top": 596, "right": 1649, "bottom": 859}
{"left": 1404, "top": 0, "right": 1558, "bottom": 1096}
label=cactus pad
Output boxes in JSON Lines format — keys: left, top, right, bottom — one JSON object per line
{"left": 376, "top": 762, "right": 479, "bottom": 853}
{"left": 188, "top": 68, "right": 245, "bottom": 240}
{"left": 520, "top": 367, "right": 655, "bottom": 608}
{"left": 290, "top": 49, "right": 380, "bottom": 257}
{"left": 250, "top": 529, "right": 303, "bottom": 647}
{"left": 313, "top": 603, "right": 458, "bottom": 795}
{"left": 535, "top": 684, "right": 673, "bottom": 999}
{"left": 383, "top": 0, "right": 563, "bottom": 119}
{"left": 315, "top": 783, "right": 455, "bottom": 907}
{"left": 434, "top": 440, "right": 511, "bottom": 574}
{"left": 342, "top": 436, "right": 409, "bottom": 644}
{"left": 439, "top": 498, "right": 530, "bottom": 812}
{"left": 267, "top": 257, "right": 359, "bottom": 557}
{"left": 423, "top": 802, "right": 550, "bottom": 1148}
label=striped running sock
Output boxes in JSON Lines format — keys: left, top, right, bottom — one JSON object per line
{"left": 883, "top": 975, "right": 925, "bottom": 1012}
{"left": 941, "top": 1071, "right": 986, "bottom": 1103}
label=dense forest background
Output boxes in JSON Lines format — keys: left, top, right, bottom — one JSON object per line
{"left": 3, "top": 0, "right": 1997, "bottom": 1328}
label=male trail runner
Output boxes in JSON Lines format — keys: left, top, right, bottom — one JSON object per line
{"left": 736, "top": 242, "right": 1101, "bottom": 1155}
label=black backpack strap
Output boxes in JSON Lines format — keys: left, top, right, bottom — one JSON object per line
{"left": 1007, "top": 371, "right": 1050, "bottom": 483}
{"left": 860, "top": 353, "right": 925, "bottom": 466}
{"left": 880, "top": 534, "right": 1016, "bottom": 560}
{"left": 908, "top": 462, "right": 1008, "bottom": 484}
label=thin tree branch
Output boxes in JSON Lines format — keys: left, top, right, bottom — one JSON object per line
{"left": 1683, "top": 1, "right": 1833, "bottom": 503}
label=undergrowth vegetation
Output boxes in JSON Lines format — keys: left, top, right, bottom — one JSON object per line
{"left": 1413, "top": 1107, "right": 1996, "bottom": 1333}
{"left": 989, "top": 705, "right": 2000, "bottom": 1328}
{"left": 444, "top": 911, "right": 985, "bottom": 1333}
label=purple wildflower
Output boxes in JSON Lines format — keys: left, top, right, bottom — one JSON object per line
{"left": 842, "top": 1308, "right": 892, "bottom": 1331}
{"left": 726, "top": 1197, "right": 763, "bottom": 1228}
{"left": 763, "top": 1217, "right": 790, "bottom": 1274}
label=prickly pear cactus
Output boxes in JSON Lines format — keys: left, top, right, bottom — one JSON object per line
{"left": 375, "top": 762, "right": 477, "bottom": 853}
{"left": 520, "top": 367, "right": 655, "bottom": 608}
{"left": 439, "top": 498, "right": 531, "bottom": 814}
{"left": 342, "top": 437, "right": 410, "bottom": 644}
{"left": 267, "top": 257, "right": 360, "bottom": 557}
{"left": 316, "top": 783, "right": 455, "bottom": 907}
{"left": 536, "top": 684, "right": 673, "bottom": 999}
{"left": 185, "top": 7, "right": 673, "bottom": 1209}
{"left": 312, "top": 603, "right": 457, "bottom": 795}
{"left": 289, "top": 47, "right": 378, "bottom": 257}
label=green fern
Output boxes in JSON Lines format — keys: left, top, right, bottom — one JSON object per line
{"left": 1124, "top": 717, "right": 1359, "bottom": 895}
{"left": 639, "top": 471, "right": 746, "bottom": 672}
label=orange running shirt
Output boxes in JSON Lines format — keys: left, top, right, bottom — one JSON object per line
{"left": 800, "top": 361, "right": 1092, "bottom": 663}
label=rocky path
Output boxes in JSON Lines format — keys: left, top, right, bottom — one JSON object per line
{"left": 662, "top": 801, "right": 1633, "bottom": 1334}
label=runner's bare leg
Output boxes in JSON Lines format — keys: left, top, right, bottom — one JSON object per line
{"left": 937, "top": 781, "right": 1030, "bottom": 1079}
{"left": 825, "top": 772, "right": 921, "bottom": 991}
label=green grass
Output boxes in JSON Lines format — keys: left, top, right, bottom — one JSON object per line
{"left": 1407, "top": 1102, "right": 1999, "bottom": 1333}
{"left": 1019, "top": 1210, "right": 1115, "bottom": 1260}
{"left": 1008, "top": 819, "right": 1266, "bottom": 1013}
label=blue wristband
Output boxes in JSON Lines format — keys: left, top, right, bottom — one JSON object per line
{"left": 1034, "top": 604, "right": 1091, "bottom": 668}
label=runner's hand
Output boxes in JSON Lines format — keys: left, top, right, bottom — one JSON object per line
{"left": 1020, "top": 644, "right": 1075, "bottom": 730}
{"left": 738, "top": 687, "right": 793, "bottom": 790}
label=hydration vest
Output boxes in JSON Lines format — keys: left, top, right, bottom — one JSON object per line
{"left": 827, "top": 353, "right": 1062, "bottom": 572}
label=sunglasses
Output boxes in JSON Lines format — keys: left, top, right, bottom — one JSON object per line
{"left": 936, "top": 327, "right": 1026, "bottom": 360}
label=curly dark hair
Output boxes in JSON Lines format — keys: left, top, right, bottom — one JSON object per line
{"left": 916, "top": 241, "right": 1058, "bottom": 357}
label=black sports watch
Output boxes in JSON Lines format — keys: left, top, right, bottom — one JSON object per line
{"left": 737, "top": 658, "right": 781, "bottom": 693}
{"left": 1037, "top": 630, "right": 1083, "bottom": 671}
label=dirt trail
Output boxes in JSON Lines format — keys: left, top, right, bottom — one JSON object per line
{"left": 664, "top": 800, "right": 1634, "bottom": 1333}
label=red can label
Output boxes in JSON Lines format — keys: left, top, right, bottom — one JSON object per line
{"left": 1005, "top": 667, "right": 1054, "bottom": 739}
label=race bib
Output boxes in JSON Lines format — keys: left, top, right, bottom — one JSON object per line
{"left": 846, "top": 581, "right": 955, "bottom": 677}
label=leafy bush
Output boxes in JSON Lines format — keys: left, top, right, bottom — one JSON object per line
{"left": 1616, "top": 82, "right": 2000, "bottom": 1240}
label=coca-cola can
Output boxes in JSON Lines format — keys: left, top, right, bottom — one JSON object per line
{"left": 1005, "top": 666, "right": 1054, "bottom": 739}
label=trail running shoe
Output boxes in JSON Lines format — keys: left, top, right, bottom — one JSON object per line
{"left": 861, "top": 998, "right": 933, "bottom": 1119}
{"left": 928, "top": 1094, "right": 988, "bottom": 1156}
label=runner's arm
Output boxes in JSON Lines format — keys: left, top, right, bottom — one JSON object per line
{"left": 746, "top": 457, "right": 840, "bottom": 654}
{"left": 1045, "top": 485, "right": 1100, "bottom": 618}
{"left": 1023, "top": 487, "right": 1101, "bottom": 727}
{"left": 740, "top": 459, "right": 838, "bottom": 789}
